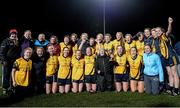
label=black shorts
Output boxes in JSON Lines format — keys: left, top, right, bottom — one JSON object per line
{"left": 72, "top": 80, "right": 84, "bottom": 84}
{"left": 130, "top": 74, "right": 144, "bottom": 81}
{"left": 46, "top": 74, "right": 57, "bottom": 84}
{"left": 58, "top": 78, "right": 71, "bottom": 86}
{"left": 84, "top": 75, "right": 97, "bottom": 84}
{"left": 165, "top": 55, "right": 179, "bottom": 67}
{"left": 114, "top": 73, "right": 129, "bottom": 82}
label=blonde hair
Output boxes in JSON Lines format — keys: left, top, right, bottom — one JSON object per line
{"left": 24, "top": 47, "right": 33, "bottom": 53}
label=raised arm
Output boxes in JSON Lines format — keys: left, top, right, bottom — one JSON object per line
{"left": 166, "top": 17, "right": 173, "bottom": 36}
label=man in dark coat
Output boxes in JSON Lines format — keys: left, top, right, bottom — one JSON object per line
{"left": 0, "top": 29, "right": 20, "bottom": 94}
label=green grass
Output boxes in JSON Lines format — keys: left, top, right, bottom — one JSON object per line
{"left": 0, "top": 64, "right": 180, "bottom": 107}
{"left": 0, "top": 91, "right": 180, "bottom": 107}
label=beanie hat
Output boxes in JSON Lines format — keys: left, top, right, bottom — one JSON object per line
{"left": 9, "top": 29, "right": 18, "bottom": 34}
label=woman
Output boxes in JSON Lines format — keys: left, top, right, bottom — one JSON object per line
{"left": 95, "top": 48, "right": 114, "bottom": 92}
{"left": 155, "top": 26, "right": 179, "bottom": 96}
{"left": 70, "top": 33, "right": 78, "bottom": 47}
{"left": 48, "top": 35, "right": 60, "bottom": 56}
{"left": 19, "top": 30, "right": 34, "bottom": 56}
{"left": 143, "top": 44, "right": 164, "bottom": 95}
{"left": 127, "top": 47, "right": 144, "bottom": 93}
{"left": 124, "top": 34, "right": 136, "bottom": 56}
{"left": 45, "top": 45, "right": 59, "bottom": 94}
{"left": 135, "top": 32, "right": 144, "bottom": 56}
{"left": 57, "top": 47, "right": 71, "bottom": 94}
{"left": 32, "top": 47, "right": 46, "bottom": 94}
{"left": 103, "top": 33, "right": 113, "bottom": 56}
{"left": 84, "top": 47, "right": 96, "bottom": 93}
{"left": 114, "top": 45, "right": 128, "bottom": 92}
{"left": 60, "top": 35, "right": 72, "bottom": 56}
{"left": 89, "top": 37, "right": 96, "bottom": 55}
{"left": 71, "top": 50, "right": 85, "bottom": 93}
{"left": 11, "top": 47, "right": 33, "bottom": 97}
{"left": 95, "top": 33, "right": 104, "bottom": 55}
{"left": 77, "top": 33, "right": 89, "bottom": 55}
{"left": 34, "top": 33, "right": 49, "bottom": 49}
{"left": 112, "top": 32, "right": 125, "bottom": 55}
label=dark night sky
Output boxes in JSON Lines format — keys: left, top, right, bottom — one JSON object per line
{"left": 0, "top": 0, "right": 179, "bottom": 42}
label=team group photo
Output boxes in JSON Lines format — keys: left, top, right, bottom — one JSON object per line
{"left": 0, "top": 0, "right": 180, "bottom": 107}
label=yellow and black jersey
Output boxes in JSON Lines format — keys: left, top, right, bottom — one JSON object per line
{"left": 114, "top": 54, "right": 127, "bottom": 74}
{"left": 112, "top": 39, "right": 124, "bottom": 55}
{"left": 103, "top": 41, "right": 113, "bottom": 55}
{"left": 46, "top": 55, "right": 59, "bottom": 77}
{"left": 71, "top": 57, "right": 85, "bottom": 80}
{"left": 95, "top": 43, "right": 104, "bottom": 54}
{"left": 159, "top": 34, "right": 169, "bottom": 59}
{"left": 153, "top": 34, "right": 174, "bottom": 59}
{"left": 90, "top": 45, "right": 96, "bottom": 55}
{"left": 136, "top": 40, "right": 144, "bottom": 56}
{"left": 59, "top": 42, "right": 72, "bottom": 55}
{"left": 58, "top": 56, "right": 71, "bottom": 79}
{"left": 125, "top": 41, "right": 136, "bottom": 56}
{"left": 84, "top": 55, "right": 95, "bottom": 75}
{"left": 13, "top": 57, "right": 32, "bottom": 87}
{"left": 127, "top": 55, "right": 142, "bottom": 80}
{"left": 72, "top": 44, "right": 78, "bottom": 57}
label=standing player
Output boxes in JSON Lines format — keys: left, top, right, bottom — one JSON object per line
{"left": 135, "top": 32, "right": 144, "bottom": 56}
{"left": 71, "top": 50, "right": 85, "bottom": 93}
{"left": 45, "top": 45, "right": 59, "bottom": 94}
{"left": 124, "top": 34, "right": 136, "bottom": 56}
{"left": 58, "top": 47, "right": 71, "bottom": 94}
{"left": 48, "top": 35, "right": 60, "bottom": 56}
{"left": 84, "top": 47, "right": 96, "bottom": 93}
{"left": 60, "top": 35, "right": 72, "bottom": 56}
{"left": 114, "top": 45, "right": 129, "bottom": 92}
{"left": 112, "top": 32, "right": 125, "bottom": 55}
{"left": 95, "top": 33, "right": 104, "bottom": 55}
{"left": 103, "top": 33, "right": 113, "bottom": 56}
{"left": 127, "top": 47, "right": 144, "bottom": 93}
{"left": 155, "top": 26, "right": 179, "bottom": 96}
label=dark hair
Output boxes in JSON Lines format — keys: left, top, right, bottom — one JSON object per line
{"left": 144, "top": 43, "right": 152, "bottom": 49}
{"left": 136, "top": 32, "right": 144, "bottom": 37}
{"left": 64, "top": 35, "right": 70, "bottom": 39}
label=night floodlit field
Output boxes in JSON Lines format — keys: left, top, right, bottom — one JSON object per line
{"left": 0, "top": 65, "right": 180, "bottom": 107}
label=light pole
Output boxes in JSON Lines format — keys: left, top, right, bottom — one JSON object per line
{"left": 103, "top": 0, "right": 106, "bottom": 35}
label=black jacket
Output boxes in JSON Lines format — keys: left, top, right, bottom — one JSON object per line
{"left": 77, "top": 39, "right": 89, "bottom": 55}
{"left": 95, "top": 55, "right": 114, "bottom": 75}
{"left": 19, "top": 37, "right": 34, "bottom": 54}
{"left": 0, "top": 38, "right": 20, "bottom": 62}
